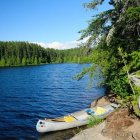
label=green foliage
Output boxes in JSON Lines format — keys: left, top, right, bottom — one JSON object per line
{"left": 128, "top": 51, "right": 140, "bottom": 72}
{"left": 83, "top": 0, "right": 105, "bottom": 10}
{"left": 116, "top": 48, "right": 140, "bottom": 116}
{"left": 132, "top": 85, "right": 140, "bottom": 116}
{"left": 135, "top": 70, "right": 140, "bottom": 76}
{"left": 88, "top": 116, "right": 103, "bottom": 128}
{"left": 117, "top": 88, "right": 140, "bottom": 116}
{"left": 0, "top": 41, "right": 48, "bottom": 66}
{"left": 124, "top": 7, "right": 140, "bottom": 25}
{"left": 74, "top": 65, "right": 95, "bottom": 80}
{"left": 0, "top": 41, "right": 93, "bottom": 67}
{"left": 78, "top": 0, "right": 140, "bottom": 110}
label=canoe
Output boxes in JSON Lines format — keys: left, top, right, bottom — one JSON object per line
{"left": 36, "top": 103, "right": 119, "bottom": 133}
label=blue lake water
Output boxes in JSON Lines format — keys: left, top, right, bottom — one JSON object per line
{"left": 0, "top": 64, "right": 105, "bottom": 139}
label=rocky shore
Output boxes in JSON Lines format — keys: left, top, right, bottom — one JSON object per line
{"left": 71, "top": 95, "right": 140, "bottom": 140}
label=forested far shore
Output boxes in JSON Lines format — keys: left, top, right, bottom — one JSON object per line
{"left": 0, "top": 41, "right": 93, "bottom": 67}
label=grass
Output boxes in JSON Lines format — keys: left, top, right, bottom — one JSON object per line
{"left": 87, "top": 116, "right": 103, "bottom": 128}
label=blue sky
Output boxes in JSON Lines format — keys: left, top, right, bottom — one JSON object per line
{"left": 0, "top": 0, "right": 112, "bottom": 49}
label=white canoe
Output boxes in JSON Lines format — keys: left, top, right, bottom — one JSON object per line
{"left": 36, "top": 103, "right": 119, "bottom": 133}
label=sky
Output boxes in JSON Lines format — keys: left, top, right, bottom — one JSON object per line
{"left": 0, "top": 0, "right": 112, "bottom": 49}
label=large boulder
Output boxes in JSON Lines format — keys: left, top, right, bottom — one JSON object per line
{"left": 102, "top": 108, "right": 134, "bottom": 140}
{"left": 90, "top": 96, "right": 110, "bottom": 108}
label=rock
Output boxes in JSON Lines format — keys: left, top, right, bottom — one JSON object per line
{"left": 90, "top": 96, "right": 110, "bottom": 108}
{"left": 102, "top": 108, "right": 134, "bottom": 139}
{"left": 90, "top": 99, "right": 98, "bottom": 107}
{"left": 70, "top": 122, "right": 112, "bottom": 140}
{"left": 113, "top": 131, "right": 134, "bottom": 140}
{"left": 90, "top": 92, "right": 118, "bottom": 108}
{"left": 132, "top": 132, "right": 140, "bottom": 140}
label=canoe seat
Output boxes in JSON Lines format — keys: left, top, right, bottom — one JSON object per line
{"left": 64, "top": 116, "right": 76, "bottom": 122}
{"left": 95, "top": 107, "right": 107, "bottom": 115}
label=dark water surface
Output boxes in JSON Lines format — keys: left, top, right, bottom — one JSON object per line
{"left": 0, "top": 64, "right": 105, "bottom": 139}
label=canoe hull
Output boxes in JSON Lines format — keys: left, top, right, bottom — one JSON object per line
{"left": 36, "top": 103, "right": 119, "bottom": 133}
{"left": 36, "top": 119, "right": 87, "bottom": 133}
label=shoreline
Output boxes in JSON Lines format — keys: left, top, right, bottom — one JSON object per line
{"left": 70, "top": 95, "right": 140, "bottom": 140}
{"left": 70, "top": 95, "right": 113, "bottom": 140}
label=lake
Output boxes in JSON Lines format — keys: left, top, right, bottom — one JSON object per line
{"left": 0, "top": 64, "right": 105, "bottom": 139}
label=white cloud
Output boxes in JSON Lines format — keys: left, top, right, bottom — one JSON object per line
{"left": 33, "top": 41, "right": 78, "bottom": 50}
{"left": 33, "top": 37, "right": 90, "bottom": 50}
{"left": 34, "top": 42, "right": 47, "bottom": 48}
{"left": 47, "top": 42, "right": 64, "bottom": 49}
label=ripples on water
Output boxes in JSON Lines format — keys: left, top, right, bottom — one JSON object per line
{"left": 0, "top": 64, "right": 105, "bottom": 139}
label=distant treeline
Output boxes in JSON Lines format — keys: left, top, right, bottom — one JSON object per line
{"left": 0, "top": 41, "right": 93, "bottom": 66}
